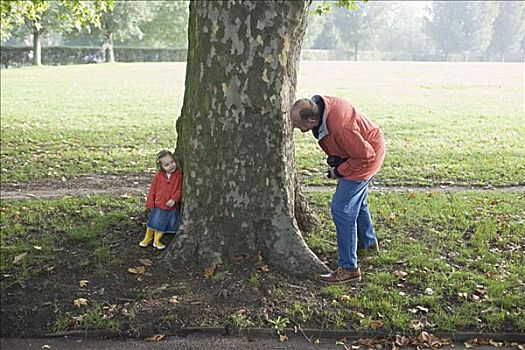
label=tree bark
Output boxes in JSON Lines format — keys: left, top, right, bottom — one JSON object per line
{"left": 166, "top": 0, "right": 328, "bottom": 276}
{"left": 33, "top": 28, "right": 42, "bottom": 66}
{"left": 105, "top": 32, "right": 115, "bottom": 63}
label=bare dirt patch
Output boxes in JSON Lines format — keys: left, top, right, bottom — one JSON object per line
{"left": 2, "top": 174, "right": 524, "bottom": 200}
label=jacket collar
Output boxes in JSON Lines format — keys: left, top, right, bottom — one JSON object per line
{"left": 311, "top": 95, "right": 329, "bottom": 141}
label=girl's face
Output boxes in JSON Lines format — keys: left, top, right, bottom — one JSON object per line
{"left": 159, "top": 155, "right": 177, "bottom": 174}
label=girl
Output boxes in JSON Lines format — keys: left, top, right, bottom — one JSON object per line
{"left": 139, "top": 150, "right": 183, "bottom": 250}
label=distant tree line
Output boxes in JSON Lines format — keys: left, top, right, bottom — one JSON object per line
{"left": 304, "top": 0, "right": 525, "bottom": 62}
{"left": 1, "top": 0, "right": 524, "bottom": 66}
{"left": 1, "top": 0, "right": 188, "bottom": 66}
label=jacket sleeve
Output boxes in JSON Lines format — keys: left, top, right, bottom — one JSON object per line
{"left": 170, "top": 170, "right": 183, "bottom": 203}
{"left": 145, "top": 174, "right": 157, "bottom": 208}
{"left": 334, "top": 127, "right": 376, "bottom": 176}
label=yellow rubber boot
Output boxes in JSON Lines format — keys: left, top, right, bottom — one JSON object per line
{"left": 139, "top": 228, "right": 155, "bottom": 247}
{"left": 153, "top": 231, "right": 166, "bottom": 250}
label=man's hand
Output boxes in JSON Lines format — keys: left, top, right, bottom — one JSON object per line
{"left": 166, "top": 199, "right": 176, "bottom": 208}
{"left": 327, "top": 167, "right": 337, "bottom": 179}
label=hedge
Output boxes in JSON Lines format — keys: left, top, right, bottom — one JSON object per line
{"left": 0, "top": 46, "right": 188, "bottom": 68}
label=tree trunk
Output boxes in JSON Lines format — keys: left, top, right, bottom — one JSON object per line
{"left": 105, "top": 32, "right": 115, "bottom": 63}
{"left": 33, "top": 29, "right": 42, "bottom": 66}
{"left": 166, "top": 0, "right": 328, "bottom": 276}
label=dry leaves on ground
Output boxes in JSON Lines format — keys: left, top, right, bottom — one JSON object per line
{"left": 128, "top": 266, "right": 146, "bottom": 275}
{"left": 147, "top": 334, "right": 166, "bottom": 342}
{"left": 73, "top": 298, "right": 88, "bottom": 307}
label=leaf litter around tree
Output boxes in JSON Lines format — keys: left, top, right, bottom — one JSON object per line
{"left": 1, "top": 191, "right": 524, "bottom": 342}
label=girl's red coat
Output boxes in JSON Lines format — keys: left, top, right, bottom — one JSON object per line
{"left": 146, "top": 169, "right": 183, "bottom": 210}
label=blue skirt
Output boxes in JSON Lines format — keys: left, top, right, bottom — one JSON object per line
{"left": 147, "top": 208, "right": 180, "bottom": 233}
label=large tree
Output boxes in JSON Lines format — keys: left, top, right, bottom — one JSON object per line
{"left": 166, "top": 0, "right": 329, "bottom": 276}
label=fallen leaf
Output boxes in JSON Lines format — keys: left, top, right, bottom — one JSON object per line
{"left": 369, "top": 319, "right": 384, "bottom": 329}
{"left": 410, "top": 319, "right": 426, "bottom": 330}
{"left": 79, "top": 280, "right": 89, "bottom": 288}
{"left": 336, "top": 337, "right": 348, "bottom": 345}
{"left": 416, "top": 305, "right": 429, "bottom": 313}
{"left": 417, "top": 331, "right": 451, "bottom": 347}
{"left": 128, "top": 266, "right": 146, "bottom": 275}
{"left": 395, "top": 335, "right": 412, "bottom": 346}
{"left": 73, "top": 298, "right": 88, "bottom": 307}
{"left": 393, "top": 270, "right": 408, "bottom": 279}
{"left": 260, "top": 265, "right": 270, "bottom": 272}
{"left": 204, "top": 264, "right": 217, "bottom": 278}
{"left": 13, "top": 253, "right": 27, "bottom": 264}
{"left": 138, "top": 258, "right": 153, "bottom": 267}
{"left": 340, "top": 295, "right": 351, "bottom": 302}
{"left": 458, "top": 292, "right": 468, "bottom": 299}
{"left": 279, "top": 334, "right": 288, "bottom": 342}
{"left": 169, "top": 296, "right": 180, "bottom": 304}
{"left": 147, "top": 334, "right": 166, "bottom": 342}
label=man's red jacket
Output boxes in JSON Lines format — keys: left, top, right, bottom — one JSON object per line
{"left": 146, "top": 169, "right": 183, "bottom": 210}
{"left": 315, "top": 95, "right": 385, "bottom": 180}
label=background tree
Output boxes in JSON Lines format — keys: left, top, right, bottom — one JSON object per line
{"left": 312, "top": 19, "right": 342, "bottom": 50}
{"left": 96, "top": 1, "right": 154, "bottom": 63}
{"left": 330, "top": 1, "right": 387, "bottom": 60}
{"left": 0, "top": 0, "right": 113, "bottom": 65}
{"left": 425, "top": 1, "right": 465, "bottom": 59}
{"left": 303, "top": 5, "right": 327, "bottom": 49}
{"left": 461, "top": 1, "right": 498, "bottom": 61}
{"left": 136, "top": 1, "right": 189, "bottom": 48}
{"left": 486, "top": 1, "right": 525, "bottom": 62}
{"left": 167, "top": 0, "right": 330, "bottom": 276}
{"left": 378, "top": 2, "right": 431, "bottom": 57}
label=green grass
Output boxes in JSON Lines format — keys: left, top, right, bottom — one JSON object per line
{"left": 1, "top": 62, "right": 524, "bottom": 185}
{"left": 1, "top": 191, "right": 523, "bottom": 332}
{"left": 0, "top": 196, "right": 140, "bottom": 278}
{"left": 305, "top": 190, "right": 525, "bottom": 332}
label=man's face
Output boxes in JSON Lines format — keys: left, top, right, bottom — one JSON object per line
{"left": 291, "top": 110, "right": 316, "bottom": 133}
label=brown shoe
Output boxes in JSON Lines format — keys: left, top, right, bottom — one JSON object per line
{"left": 320, "top": 267, "right": 361, "bottom": 284}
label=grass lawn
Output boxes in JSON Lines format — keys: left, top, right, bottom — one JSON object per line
{"left": 1, "top": 191, "right": 523, "bottom": 335}
{"left": 1, "top": 62, "right": 524, "bottom": 186}
{"left": 1, "top": 61, "right": 524, "bottom": 337}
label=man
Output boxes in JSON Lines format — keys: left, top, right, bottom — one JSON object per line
{"left": 290, "top": 95, "right": 385, "bottom": 283}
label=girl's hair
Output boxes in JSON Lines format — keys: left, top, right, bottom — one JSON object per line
{"left": 156, "top": 149, "right": 176, "bottom": 170}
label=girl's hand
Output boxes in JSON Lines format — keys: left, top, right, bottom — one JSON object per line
{"left": 166, "top": 199, "right": 176, "bottom": 208}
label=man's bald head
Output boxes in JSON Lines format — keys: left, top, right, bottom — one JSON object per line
{"left": 290, "top": 98, "right": 320, "bottom": 132}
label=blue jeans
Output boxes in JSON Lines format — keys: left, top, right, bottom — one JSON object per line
{"left": 331, "top": 178, "right": 377, "bottom": 269}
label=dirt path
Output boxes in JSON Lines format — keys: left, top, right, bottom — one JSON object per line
{"left": 1, "top": 173, "right": 524, "bottom": 200}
